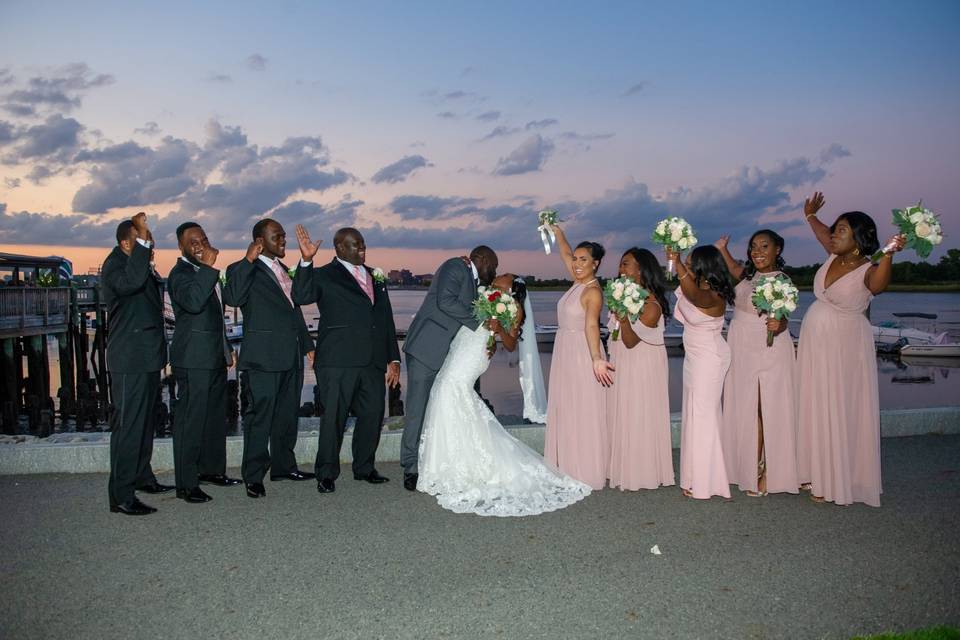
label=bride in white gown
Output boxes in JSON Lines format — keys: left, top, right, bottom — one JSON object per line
{"left": 417, "top": 274, "right": 592, "bottom": 516}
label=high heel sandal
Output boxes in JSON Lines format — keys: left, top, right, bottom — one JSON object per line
{"left": 747, "top": 458, "right": 767, "bottom": 497}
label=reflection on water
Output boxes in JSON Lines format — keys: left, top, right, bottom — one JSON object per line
{"left": 44, "top": 290, "right": 960, "bottom": 419}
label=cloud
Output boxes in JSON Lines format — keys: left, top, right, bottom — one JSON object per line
{"left": 492, "top": 134, "right": 554, "bottom": 176}
{"left": 621, "top": 82, "right": 647, "bottom": 97}
{"left": 476, "top": 110, "right": 501, "bottom": 122}
{"left": 0, "top": 120, "right": 16, "bottom": 145}
{"left": 0, "top": 69, "right": 13, "bottom": 87}
{"left": 3, "top": 177, "right": 20, "bottom": 188}
{"left": 370, "top": 155, "right": 432, "bottom": 184}
{"left": 460, "top": 67, "right": 475, "bottom": 77}
{"left": 245, "top": 53, "right": 268, "bottom": 71}
{"left": 270, "top": 198, "right": 363, "bottom": 238}
{"left": 26, "top": 165, "right": 56, "bottom": 185}
{"left": 2, "top": 114, "right": 85, "bottom": 163}
{"left": 389, "top": 194, "right": 482, "bottom": 220}
{"left": 204, "top": 119, "right": 247, "bottom": 149}
{"left": 820, "top": 143, "right": 851, "bottom": 163}
{"left": 0, "top": 202, "right": 123, "bottom": 245}
{"left": 206, "top": 73, "right": 233, "bottom": 83}
{"left": 480, "top": 125, "right": 521, "bottom": 141}
{"left": 559, "top": 131, "right": 615, "bottom": 141}
{"left": 436, "top": 111, "right": 458, "bottom": 119}
{"left": 134, "top": 121, "right": 161, "bottom": 136}
{"left": 525, "top": 118, "right": 557, "bottom": 130}
{"left": 1, "top": 63, "right": 114, "bottom": 116}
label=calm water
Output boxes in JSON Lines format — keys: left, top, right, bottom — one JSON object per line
{"left": 43, "top": 290, "right": 960, "bottom": 417}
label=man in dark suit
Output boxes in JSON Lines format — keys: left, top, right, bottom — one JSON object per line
{"left": 166, "top": 222, "right": 242, "bottom": 504}
{"left": 102, "top": 212, "right": 173, "bottom": 515}
{"left": 222, "top": 219, "right": 315, "bottom": 498}
{"left": 292, "top": 225, "right": 401, "bottom": 493}
{"left": 400, "top": 247, "right": 498, "bottom": 490}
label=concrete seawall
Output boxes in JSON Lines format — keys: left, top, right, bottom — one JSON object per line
{"left": 1, "top": 406, "right": 958, "bottom": 475}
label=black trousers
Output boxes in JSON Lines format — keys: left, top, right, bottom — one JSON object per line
{"left": 172, "top": 366, "right": 228, "bottom": 489}
{"left": 108, "top": 371, "right": 160, "bottom": 506}
{"left": 240, "top": 368, "right": 300, "bottom": 484}
{"left": 314, "top": 365, "right": 385, "bottom": 480}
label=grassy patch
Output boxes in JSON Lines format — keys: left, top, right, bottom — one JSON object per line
{"left": 853, "top": 625, "right": 960, "bottom": 640}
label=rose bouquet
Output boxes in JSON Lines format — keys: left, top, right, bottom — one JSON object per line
{"left": 603, "top": 276, "right": 649, "bottom": 341}
{"left": 651, "top": 217, "right": 697, "bottom": 275}
{"left": 750, "top": 273, "right": 799, "bottom": 347}
{"left": 537, "top": 209, "right": 560, "bottom": 255}
{"left": 872, "top": 202, "right": 943, "bottom": 261}
{"left": 473, "top": 286, "right": 520, "bottom": 349}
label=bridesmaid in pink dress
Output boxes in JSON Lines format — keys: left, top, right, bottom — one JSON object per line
{"left": 667, "top": 245, "right": 736, "bottom": 500}
{"left": 606, "top": 248, "right": 675, "bottom": 491}
{"left": 796, "top": 192, "right": 905, "bottom": 507}
{"left": 715, "top": 230, "right": 799, "bottom": 497}
{"left": 544, "top": 224, "right": 613, "bottom": 490}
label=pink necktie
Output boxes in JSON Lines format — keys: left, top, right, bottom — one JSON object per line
{"left": 270, "top": 260, "right": 294, "bottom": 306}
{"left": 353, "top": 265, "right": 374, "bottom": 303}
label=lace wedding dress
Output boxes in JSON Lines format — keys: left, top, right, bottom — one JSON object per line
{"left": 417, "top": 324, "right": 591, "bottom": 516}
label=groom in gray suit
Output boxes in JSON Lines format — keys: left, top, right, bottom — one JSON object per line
{"left": 401, "top": 246, "right": 498, "bottom": 490}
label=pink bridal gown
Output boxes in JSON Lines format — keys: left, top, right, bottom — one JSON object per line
{"left": 675, "top": 288, "right": 731, "bottom": 499}
{"left": 606, "top": 303, "right": 675, "bottom": 490}
{"left": 796, "top": 255, "right": 881, "bottom": 507}
{"left": 721, "top": 275, "right": 799, "bottom": 494}
{"left": 545, "top": 282, "right": 609, "bottom": 489}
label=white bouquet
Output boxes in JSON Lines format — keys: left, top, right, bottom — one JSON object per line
{"left": 750, "top": 273, "right": 799, "bottom": 347}
{"left": 651, "top": 217, "right": 698, "bottom": 274}
{"left": 537, "top": 209, "right": 560, "bottom": 254}
{"left": 873, "top": 202, "right": 943, "bottom": 260}
{"left": 603, "top": 276, "right": 649, "bottom": 341}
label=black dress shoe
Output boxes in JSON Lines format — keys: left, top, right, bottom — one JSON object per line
{"left": 176, "top": 487, "right": 213, "bottom": 503}
{"left": 198, "top": 474, "right": 242, "bottom": 487}
{"left": 403, "top": 473, "right": 418, "bottom": 491}
{"left": 136, "top": 481, "right": 175, "bottom": 494}
{"left": 317, "top": 478, "right": 336, "bottom": 493}
{"left": 354, "top": 469, "right": 390, "bottom": 484}
{"left": 245, "top": 483, "right": 266, "bottom": 498}
{"left": 110, "top": 498, "right": 156, "bottom": 515}
{"left": 270, "top": 470, "right": 316, "bottom": 481}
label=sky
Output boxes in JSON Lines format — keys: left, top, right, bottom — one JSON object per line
{"left": 0, "top": 0, "right": 958, "bottom": 278}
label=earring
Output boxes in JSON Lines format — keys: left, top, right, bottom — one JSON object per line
{"left": 853, "top": 248, "right": 860, "bottom": 256}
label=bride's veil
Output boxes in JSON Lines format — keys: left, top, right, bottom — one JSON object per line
{"left": 516, "top": 282, "right": 548, "bottom": 423}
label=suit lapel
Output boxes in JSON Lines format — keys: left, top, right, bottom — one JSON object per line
{"left": 255, "top": 258, "right": 293, "bottom": 307}
{"left": 332, "top": 258, "right": 372, "bottom": 304}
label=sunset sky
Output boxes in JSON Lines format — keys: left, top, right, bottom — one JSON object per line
{"left": 1, "top": 1, "right": 958, "bottom": 277}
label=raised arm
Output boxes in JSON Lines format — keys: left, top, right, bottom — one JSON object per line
{"left": 222, "top": 241, "right": 261, "bottom": 307}
{"left": 865, "top": 235, "right": 906, "bottom": 294}
{"left": 168, "top": 263, "right": 220, "bottom": 314}
{"left": 803, "top": 192, "right": 832, "bottom": 253}
{"left": 550, "top": 224, "right": 577, "bottom": 280}
{"left": 102, "top": 241, "right": 152, "bottom": 296}
{"left": 714, "top": 235, "right": 745, "bottom": 281}
{"left": 668, "top": 248, "right": 724, "bottom": 312}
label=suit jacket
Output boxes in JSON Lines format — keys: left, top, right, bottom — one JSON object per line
{"left": 166, "top": 257, "right": 233, "bottom": 370}
{"left": 101, "top": 242, "right": 168, "bottom": 374}
{"left": 291, "top": 259, "right": 401, "bottom": 371}
{"left": 222, "top": 257, "right": 313, "bottom": 373}
{"left": 403, "top": 257, "right": 480, "bottom": 371}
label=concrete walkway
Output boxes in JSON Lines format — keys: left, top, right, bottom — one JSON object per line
{"left": 1, "top": 434, "right": 958, "bottom": 640}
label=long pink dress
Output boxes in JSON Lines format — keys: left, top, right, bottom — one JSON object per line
{"left": 545, "top": 282, "right": 608, "bottom": 489}
{"left": 675, "top": 288, "right": 731, "bottom": 499}
{"left": 796, "top": 255, "right": 881, "bottom": 507}
{"left": 606, "top": 304, "right": 675, "bottom": 490}
{"left": 721, "top": 275, "right": 799, "bottom": 494}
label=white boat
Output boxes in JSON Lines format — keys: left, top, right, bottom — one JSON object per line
{"left": 872, "top": 312, "right": 960, "bottom": 358}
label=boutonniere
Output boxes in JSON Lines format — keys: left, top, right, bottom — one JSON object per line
{"left": 219, "top": 270, "right": 227, "bottom": 285}
{"left": 287, "top": 266, "right": 297, "bottom": 279}
{"left": 371, "top": 267, "right": 387, "bottom": 284}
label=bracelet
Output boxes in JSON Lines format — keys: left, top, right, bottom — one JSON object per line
{"left": 805, "top": 213, "right": 818, "bottom": 220}
{"left": 678, "top": 271, "right": 690, "bottom": 281}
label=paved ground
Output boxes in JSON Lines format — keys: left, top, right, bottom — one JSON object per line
{"left": 1, "top": 435, "right": 958, "bottom": 640}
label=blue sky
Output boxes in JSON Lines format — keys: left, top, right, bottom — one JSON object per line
{"left": 1, "top": 0, "right": 958, "bottom": 275}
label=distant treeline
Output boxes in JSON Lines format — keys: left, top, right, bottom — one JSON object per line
{"left": 523, "top": 249, "right": 960, "bottom": 289}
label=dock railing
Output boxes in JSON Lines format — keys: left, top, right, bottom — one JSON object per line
{"left": 0, "top": 286, "right": 72, "bottom": 336}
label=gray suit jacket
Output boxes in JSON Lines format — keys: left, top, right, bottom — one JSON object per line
{"left": 403, "top": 258, "right": 480, "bottom": 371}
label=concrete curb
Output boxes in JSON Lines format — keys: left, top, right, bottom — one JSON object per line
{"left": 1, "top": 407, "right": 958, "bottom": 475}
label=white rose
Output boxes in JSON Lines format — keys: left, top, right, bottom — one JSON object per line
{"left": 772, "top": 299, "right": 785, "bottom": 309}
{"left": 785, "top": 300, "right": 797, "bottom": 312}
{"left": 656, "top": 222, "right": 667, "bottom": 235}
{"left": 677, "top": 237, "right": 689, "bottom": 249}
{"left": 670, "top": 229, "right": 683, "bottom": 242}
{"left": 915, "top": 222, "right": 932, "bottom": 238}
{"left": 495, "top": 302, "right": 506, "bottom": 314}
{"left": 909, "top": 211, "right": 924, "bottom": 224}
{"left": 612, "top": 289, "right": 622, "bottom": 300}
{"left": 688, "top": 235, "right": 697, "bottom": 245}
